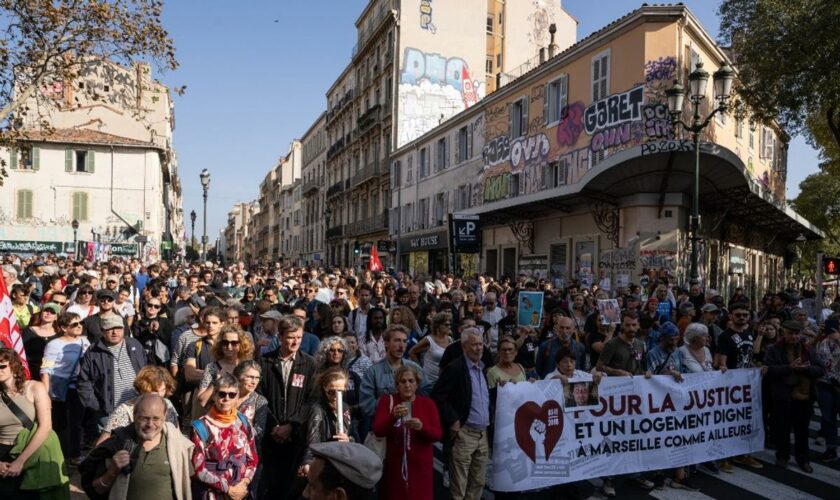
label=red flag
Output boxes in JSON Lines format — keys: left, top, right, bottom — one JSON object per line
{"left": 0, "top": 273, "right": 31, "bottom": 378}
{"left": 369, "top": 245, "right": 384, "bottom": 273}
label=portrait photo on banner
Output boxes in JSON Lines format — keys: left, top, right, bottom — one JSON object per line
{"left": 518, "top": 291, "right": 545, "bottom": 327}
{"left": 563, "top": 376, "right": 601, "bottom": 411}
{"left": 597, "top": 298, "right": 621, "bottom": 324}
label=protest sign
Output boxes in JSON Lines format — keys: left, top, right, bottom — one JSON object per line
{"left": 597, "top": 299, "right": 621, "bottom": 324}
{"left": 491, "top": 369, "right": 763, "bottom": 492}
{"left": 517, "top": 291, "right": 544, "bottom": 327}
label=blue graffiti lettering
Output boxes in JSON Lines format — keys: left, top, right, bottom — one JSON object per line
{"left": 401, "top": 47, "right": 466, "bottom": 91}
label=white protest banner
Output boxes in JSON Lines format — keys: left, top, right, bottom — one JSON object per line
{"left": 491, "top": 369, "right": 763, "bottom": 492}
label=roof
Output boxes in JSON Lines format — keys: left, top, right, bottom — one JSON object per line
{"left": 22, "top": 128, "right": 160, "bottom": 149}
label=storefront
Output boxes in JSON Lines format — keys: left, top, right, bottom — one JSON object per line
{"left": 398, "top": 229, "right": 449, "bottom": 277}
{"left": 0, "top": 240, "right": 73, "bottom": 255}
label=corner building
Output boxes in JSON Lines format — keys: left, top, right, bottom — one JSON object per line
{"left": 325, "top": 0, "right": 577, "bottom": 268}
{"left": 389, "top": 4, "right": 821, "bottom": 304}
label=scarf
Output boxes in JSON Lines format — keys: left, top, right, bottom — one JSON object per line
{"left": 208, "top": 406, "right": 238, "bottom": 425}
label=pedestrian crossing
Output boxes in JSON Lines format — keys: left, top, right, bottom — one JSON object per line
{"left": 432, "top": 408, "right": 839, "bottom": 499}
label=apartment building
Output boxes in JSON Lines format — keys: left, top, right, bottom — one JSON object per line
{"left": 2, "top": 59, "right": 184, "bottom": 260}
{"left": 301, "top": 113, "right": 327, "bottom": 265}
{"left": 324, "top": 0, "right": 576, "bottom": 268}
{"left": 390, "top": 4, "right": 820, "bottom": 302}
{"left": 223, "top": 202, "right": 253, "bottom": 263}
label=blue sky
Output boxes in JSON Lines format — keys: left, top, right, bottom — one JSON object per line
{"left": 161, "top": 0, "right": 820, "bottom": 242}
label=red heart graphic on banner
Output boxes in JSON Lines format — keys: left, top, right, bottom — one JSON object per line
{"left": 514, "top": 400, "right": 564, "bottom": 463}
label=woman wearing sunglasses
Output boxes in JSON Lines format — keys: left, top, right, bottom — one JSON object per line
{"left": 66, "top": 285, "right": 98, "bottom": 321}
{"left": 191, "top": 373, "right": 258, "bottom": 500}
{"left": 196, "top": 327, "right": 254, "bottom": 411}
{"left": 21, "top": 303, "right": 60, "bottom": 380}
{"left": 40, "top": 312, "right": 89, "bottom": 465}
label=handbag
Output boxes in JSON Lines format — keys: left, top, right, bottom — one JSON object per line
{"left": 363, "top": 394, "right": 392, "bottom": 461}
{"left": 48, "top": 346, "right": 82, "bottom": 402}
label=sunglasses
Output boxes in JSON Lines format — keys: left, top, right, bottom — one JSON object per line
{"left": 147, "top": 304, "right": 162, "bottom": 309}
{"left": 54, "top": 301, "right": 67, "bottom": 306}
{"left": 79, "top": 291, "right": 93, "bottom": 295}
{"left": 221, "top": 340, "right": 240, "bottom": 347}
{"left": 42, "top": 309, "right": 57, "bottom": 314}
{"left": 0, "top": 364, "right": 8, "bottom": 370}
{"left": 68, "top": 322, "right": 82, "bottom": 328}
{"left": 216, "top": 390, "right": 238, "bottom": 400}
{"left": 99, "top": 297, "right": 115, "bottom": 303}
{"left": 327, "top": 348, "right": 344, "bottom": 353}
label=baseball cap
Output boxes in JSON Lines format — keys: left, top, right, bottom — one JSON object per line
{"left": 700, "top": 304, "right": 720, "bottom": 313}
{"left": 659, "top": 321, "right": 679, "bottom": 338}
{"left": 260, "top": 310, "right": 283, "bottom": 321}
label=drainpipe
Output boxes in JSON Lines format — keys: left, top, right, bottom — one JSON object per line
{"left": 109, "top": 145, "right": 137, "bottom": 236}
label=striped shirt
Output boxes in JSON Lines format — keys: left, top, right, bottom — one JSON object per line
{"left": 108, "top": 341, "right": 138, "bottom": 407}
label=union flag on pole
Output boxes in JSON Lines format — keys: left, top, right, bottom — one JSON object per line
{"left": 0, "top": 273, "right": 30, "bottom": 378}
{"left": 369, "top": 244, "right": 384, "bottom": 273}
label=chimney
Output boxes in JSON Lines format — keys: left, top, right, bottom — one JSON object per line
{"left": 539, "top": 47, "right": 546, "bottom": 64}
{"left": 548, "top": 23, "right": 558, "bottom": 58}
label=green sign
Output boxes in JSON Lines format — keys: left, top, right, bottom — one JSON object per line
{"left": 0, "top": 240, "right": 64, "bottom": 253}
{"left": 160, "top": 241, "right": 172, "bottom": 251}
{"left": 110, "top": 243, "right": 139, "bottom": 256}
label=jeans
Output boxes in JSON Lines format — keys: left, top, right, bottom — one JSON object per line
{"left": 817, "top": 383, "right": 840, "bottom": 451}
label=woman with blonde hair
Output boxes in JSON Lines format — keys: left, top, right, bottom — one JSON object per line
{"left": 197, "top": 326, "right": 254, "bottom": 409}
{"left": 95, "top": 365, "right": 179, "bottom": 445}
{"left": 408, "top": 312, "right": 453, "bottom": 384}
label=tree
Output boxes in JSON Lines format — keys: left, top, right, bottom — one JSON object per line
{"left": 718, "top": 1, "right": 840, "bottom": 153}
{"left": 0, "top": 0, "right": 178, "bottom": 184}
{"left": 790, "top": 170, "right": 840, "bottom": 278}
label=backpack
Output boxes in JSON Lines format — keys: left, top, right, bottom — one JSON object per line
{"left": 192, "top": 412, "right": 251, "bottom": 446}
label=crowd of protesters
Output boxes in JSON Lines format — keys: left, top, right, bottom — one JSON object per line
{"left": 1, "top": 253, "right": 839, "bottom": 499}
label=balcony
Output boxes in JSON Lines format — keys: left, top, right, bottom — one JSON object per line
{"left": 302, "top": 176, "right": 320, "bottom": 195}
{"left": 326, "top": 137, "right": 346, "bottom": 160}
{"left": 357, "top": 104, "right": 381, "bottom": 131}
{"left": 326, "top": 225, "right": 344, "bottom": 239}
{"left": 326, "top": 181, "right": 345, "bottom": 198}
{"left": 351, "top": 160, "right": 385, "bottom": 187}
{"left": 355, "top": 3, "right": 393, "bottom": 59}
{"left": 326, "top": 88, "right": 355, "bottom": 123}
{"left": 346, "top": 213, "right": 389, "bottom": 237}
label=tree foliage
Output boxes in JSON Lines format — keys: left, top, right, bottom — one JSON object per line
{"left": 790, "top": 171, "right": 840, "bottom": 277}
{"left": 0, "top": 0, "right": 178, "bottom": 184}
{"left": 718, "top": 0, "right": 840, "bottom": 152}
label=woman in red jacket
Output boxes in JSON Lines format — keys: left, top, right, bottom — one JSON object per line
{"left": 372, "top": 364, "right": 442, "bottom": 499}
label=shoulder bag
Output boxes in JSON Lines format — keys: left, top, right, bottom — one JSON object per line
{"left": 363, "top": 394, "right": 392, "bottom": 461}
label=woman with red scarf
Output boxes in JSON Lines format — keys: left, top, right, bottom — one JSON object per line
{"left": 191, "top": 373, "right": 258, "bottom": 500}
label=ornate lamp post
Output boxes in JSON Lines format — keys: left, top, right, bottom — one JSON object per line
{"left": 324, "top": 207, "right": 332, "bottom": 265}
{"left": 71, "top": 219, "right": 79, "bottom": 256}
{"left": 666, "top": 60, "right": 735, "bottom": 284}
{"left": 190, "top": 210, "right": 197, "bottom": 253}
{"left": 199, "top": 169, "right": 210, "bottom": 262}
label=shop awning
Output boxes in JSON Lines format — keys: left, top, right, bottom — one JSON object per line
{"left": 460, "top": 141, "right": 823, "bottom": 241}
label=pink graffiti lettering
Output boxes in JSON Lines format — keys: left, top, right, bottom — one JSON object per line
{"left": 591, "top": 123, "right": 631, "bottom": 153}
{"left": 643, "top": 104, "right": 673, "bottom": 139}
{"left": 556, "top": 102, "right": 585, "bottom": 147}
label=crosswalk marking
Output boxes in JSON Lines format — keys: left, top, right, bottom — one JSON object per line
{"left": 648, "top": 487, "right": 718, "bottom": 500}
{"left": 752, "top": 449, "right": 840, "bottom": 488}
{"left": 698, "top": 463, "right": 823, "bottom": 500}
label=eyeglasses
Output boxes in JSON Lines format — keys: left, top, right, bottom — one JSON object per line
{"left": 327, "top": 348, "right": 344, "bottom": 353}
{"left": 216, "top": 390, "right": 238, "bottom": 400}
{"left": 221, "top": 340, "right": 240, "bottom": 347}
{"left": 147, "top": 304, "right": 161, "bottom": 309}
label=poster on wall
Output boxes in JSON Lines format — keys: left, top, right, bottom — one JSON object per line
{"left": 574, "top": 241, "right": 595, "bottom": 278}
{"left": 517, "top": 291, "right": 545, "bottom": 327}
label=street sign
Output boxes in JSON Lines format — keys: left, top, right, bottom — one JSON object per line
{"left": 451, "top": 214, "right": 481, "bottom": 253}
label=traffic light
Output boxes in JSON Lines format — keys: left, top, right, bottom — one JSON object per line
{"left": 353, "top": 241, "right": 360, "bottom": 256}
{"left": 824, "top": 257, "right": 840, "bottom": 275}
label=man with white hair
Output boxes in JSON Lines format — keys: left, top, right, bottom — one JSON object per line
{"left": 481, "top": 290, "right": 506, "bottom": 354}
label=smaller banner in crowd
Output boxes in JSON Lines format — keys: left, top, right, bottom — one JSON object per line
{"left": 491, "top": 369, "right": 764, "bottom": 492}
{"left": 517, "top": 291, "right": 544, "bottom": 327}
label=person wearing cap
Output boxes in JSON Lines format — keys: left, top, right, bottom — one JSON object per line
{"left": 303, "top": 442, "right": 382, "bottom": 500}
{"left": 24, "top": 260, "right": 46, "bottom": 303}
{"left": 765, "top": 320, "right": 824, "bottom": 472}
{"left": 256, "top": 309, "right": 283, "bottom": 356}
{"left": 21, "top": 302, "right": 60, "bottom": 378}
{"left": 646, "top": 322, "right": 683, "bottom": 379}
{"left": 815, "top": 319, "right": 840, "bottom": 462}
{"left": 700, "top": 303, "right": 723, "bottom": 353}
{"left": 81, "top": 289, "right": 130, "bottom": 345}
{"left": 77, "top": 311, "right": 148, "bottom": 429}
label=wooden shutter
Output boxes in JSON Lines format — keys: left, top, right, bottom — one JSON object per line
{"left": 445, "top": 136, "right": 450, "bottom": 167}
{"left": 455, "top": 130, "right": 461, "bottom": 164}
{"left": 65, "top": 148, "right": 73, "bottom": 172}
{"left": 507, "top": 102, "right": 514, "bottom": 139}
{"left": 9, "top": 149, "right": 17, "bottom": 169}
{"left": 522, "top": 98, "right": 529, "bottom": 136}
{"left": 467, "top": 124, "right": 473, "bottom": 159}
{"left": 31, "top": 147, "right": 40, "bottom": 171}
{"left": 17, "top": 190, "right": 32, "bottom": 218}
{"left": 86, "top": 150, "right": 95, "bottom": 173}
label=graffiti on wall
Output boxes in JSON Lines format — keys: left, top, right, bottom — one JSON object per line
{"left": 645, "top": 56, "right": 677, "bottom": 83}
{"left": 419, "top": 0, "right": 436, "bottom": 33}
{"left": 483, "top": 136, "right": 510, "bottom": 167}
{"left": 526, "top": 0, "right": 555, "bottom": 48}
{"left": 555, "top": 102, "right": 585, "bottom": 147}
{"left": 398, "top": 47, "right": 484, "bottom": 146}
{"left": 557, "top": 146, "right": 591, "bottom": 185}
{"left": 583, "top": 85, "right": 645, "bottom": 134}
{"left": 510, "top": 133, "right": 550, "bottom": 173}
{"left": 642, "top": 103, "right": 673, "bottom": 139}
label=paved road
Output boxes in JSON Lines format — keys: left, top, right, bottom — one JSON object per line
{"left": 431, "top": 407, "right": 838, "bottom": 499}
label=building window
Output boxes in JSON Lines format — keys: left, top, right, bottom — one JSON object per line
{"left": 72, "top": 192, "right": 89, "bottom": 221}
{"left": 735, "top": 117, "right": 743, "bottom": 139}
{"left": 66, "top": 149, "right": 94, "bottom": 173}
{"left": 749, "top": 122, "right": 755, "bottom": 149}
{"left": 509, "top": 97, "right": 529, "bottom": 138}
{"left": 419, "top": 147, "right": 429, "bottom": 178}
{"left": 434, "top": 192, "right": 446, "bottom": 225}
{"left": 486, "top": 16, "right": 493, "bottom": 33}
{"left": 436, "top": 137, "right": 447, "bottom": 171}
{"left": 591, "top": 49, "right": 610, "bottom": 101}
{"left": 419, "top": 198, "right": 429, "bottom": 229}
{"left": 546, "top": 75, "right": 569, "bottom": 124}
{"left": 406, "top": 156, "right": 413, "bottom": 183}
{"left": 9, "top": 146, "right": 40, "bottom": 171}
{"left": 547, "top": 161, "right": 567, "bottom": 188}
{"left": 486, "top": 57, "right": 493, "bottom": 75}
{"left": 16, "top": 190, "right": 33, "bottom": 219}
{"left": 457, "top": 126, "right": 470, "bottom": 162}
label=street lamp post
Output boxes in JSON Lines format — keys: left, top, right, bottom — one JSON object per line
{"left": 190, "top": 210, "right": 197, "bottom": 253}
{"left": 71, "top": 219, "right": 79, "bottom": 257}
{"left": 796, "top": 233, "right": 808, "bottom": 288}
{"left": 200, "top": 169, "right": 210, "bottom": 262}
{"left": 325, "top": 207, "right": 332, "bottom": 265}
{"left": 666, "top": 60, "right": 735, "bottom": 284}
